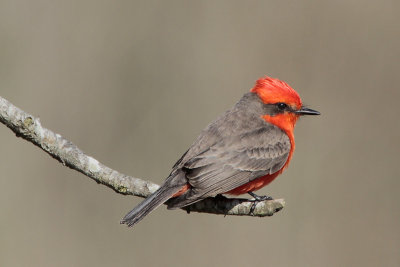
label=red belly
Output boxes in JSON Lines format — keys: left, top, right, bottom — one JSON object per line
{"left": 226, "top": 173, "right": 279, "bottom": 195}
{"left": 172, "top": 171, "right": 281, "bottom": 198}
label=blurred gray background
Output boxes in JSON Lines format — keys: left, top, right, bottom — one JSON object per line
{"left": 1, "top": 1, "right": 399, "bottom": 266}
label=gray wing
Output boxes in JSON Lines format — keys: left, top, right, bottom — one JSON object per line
{"left": 167, "top": 124, "right": 291, "bottom": 209}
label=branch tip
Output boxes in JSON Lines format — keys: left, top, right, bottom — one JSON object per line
{"left": 0, "top": 96, "right": 284, "bottom": 218}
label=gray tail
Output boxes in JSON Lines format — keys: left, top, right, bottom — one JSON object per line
{"left": 120, "top": 173, "right": 186, "bottom": 227}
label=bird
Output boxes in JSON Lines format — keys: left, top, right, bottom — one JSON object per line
{"left": 121, "top": 76, "right": 320, "bottom": 227}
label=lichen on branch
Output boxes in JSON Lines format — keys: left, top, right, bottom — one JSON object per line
{"left": 0, "top": 96, "right": 285, "bottom": 218}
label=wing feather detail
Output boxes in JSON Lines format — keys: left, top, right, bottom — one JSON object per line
{"left": 167, "top": 93, "right": 292, "bottom": 209}
{"left": 167, "top": 125, "right": 290, "bottom": 209}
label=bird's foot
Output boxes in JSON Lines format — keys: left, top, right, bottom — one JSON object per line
{"left": 248, "top": 191, "right": 273, "bottom": 201}
{"left": 248, "top": 192, "right": 274, "bottom": 215}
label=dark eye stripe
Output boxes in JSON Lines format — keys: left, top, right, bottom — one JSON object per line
{"left": 276, "top": 103, "right": 287, "bottom": 110}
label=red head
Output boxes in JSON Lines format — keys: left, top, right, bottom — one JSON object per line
{"left": 250, "top": 76, "right": 319, "bottom": 145}
{"left": 251, "top": 77, "right": 302, "bottom": 110}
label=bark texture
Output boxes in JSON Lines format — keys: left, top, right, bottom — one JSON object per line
{"left": 0, "top": 96, "right": 285, "bottom": 218}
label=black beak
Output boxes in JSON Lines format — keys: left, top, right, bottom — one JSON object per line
{"left": 294, "top": 107, "right": 320, "bottom": 116}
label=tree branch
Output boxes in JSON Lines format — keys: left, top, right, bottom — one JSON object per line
{"left": 0, "top": 96, "right": 285, "bottom": 218}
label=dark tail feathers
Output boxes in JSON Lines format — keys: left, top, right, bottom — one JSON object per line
{"left": 120, "top": 173, "right": 185, "bottom": 227}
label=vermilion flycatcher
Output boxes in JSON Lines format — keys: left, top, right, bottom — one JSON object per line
{"left": 121, "top": 76, "right": 320, "bottom": 227}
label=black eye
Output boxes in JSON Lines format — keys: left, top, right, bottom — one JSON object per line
{"left": 276, "top": 102, "right": 287, "bottom": 111}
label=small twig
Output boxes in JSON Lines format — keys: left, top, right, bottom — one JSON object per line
{"left": 0, "top": 96, "right": 285, "bottom": 218}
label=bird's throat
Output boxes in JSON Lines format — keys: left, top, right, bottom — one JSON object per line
{"left": 262, "top": 114, "right": 296, "bottom": 141}
{"left": 262, "top": 113, "right": 296, "bottom": 168}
